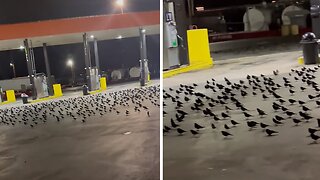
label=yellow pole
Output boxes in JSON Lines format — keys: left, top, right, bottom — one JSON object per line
{"left": 100, "top": 77, "right": 107, "bottom": 90}
{"left": 53, "top": 84, "right": 63, "bottom": 97}
{"left": 6, "top": 90, "right": 16, "bottom": 102}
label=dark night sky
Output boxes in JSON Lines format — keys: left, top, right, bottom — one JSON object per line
{"left": 0, "top": 0, "right": 159, "bottom": 23}
{"left": 0, "top": 0, "right": 160, "bottom": 83}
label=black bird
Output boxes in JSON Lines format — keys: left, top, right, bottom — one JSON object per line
{"left": 288, "top": 99, "right": 296, "bottom": 104}
{"left": 310, "top": 133, "right": 320, "bottom": 142}
{"left": 177, "top": 110, "right": 188, "bottom": 116}
{"left": 275, "top": 115, "right": 285, "bottom": 121}
{"left": 210, "top": 113, "right": 219, "bottom": 120}
{"left": 221, "top": 112, "right": 230, "bottom": 119}
{"left": 243, "top": 112, "right": 253, "bottom": 119}
{"left": 302, "top": 106, "right": 311, "bottom": 112}
{"left": 308, "top": 128, "right": 318, "bottom": 134}
{"left": 292, "top": 118, "right": 301, "bottom": 126}
{"left": 262, "top": 94, "right": 269, "bottom": 100}
{"left": 171, "top": 119, "right": 179, "bottom": 128}
{"left": 298, "top": 100, "right": 306, "bottom": 105}
{"left": 164, "top": 126, "right": 172, "bottom": 131}
{"left": 177, "top": 128, "right": 186, "bottom": 135}
{"left": 316, "top": 101, "right": 320, "bottom": 107}
{"left": 208, "top": 103, "right": 215, "bottom": 107}
{"left": 300, "top": 87, "right": 306, "bottom": 91}
{"left": 272, "top": 104, "right": 281, "bottom": 111}
{"left": 240, "top": 106, "right": 249, "bottom": 111}
{"left": 190, "top": 130, "right": 199, "bottom": 136}
{"left": 225, "top": 106, "right": 232, "bottom": 111}
{"left": 272, "top": 92, "right": 282, "bottom": 99}
{"left": 211, "top": 123, "right": 216, "bottom": 129}
{"left": 266, "top": 129, "right": 278, "bottom": 136}
{"left": 257, "top": 108, "right": 267, "bottom": 117}
{"left": 286, "top": 111, "right": 295, "bottom": 117}
{"left": 303, "top": 114, "right": 313, "bottom": 121}
{"left": 308, "top": 95, "right": 315, "bottom": 100}
{"left": 224, "top": 124, "right": 230, "bottom": 130}
{"left": 273, "top": 118, "right": 283, "bottom": 126}
{"left": 194, "top": 123, "right": 204, "bottom": 130}
{"left": 241, "top": 90, "right": 247, "bottom": 97}
{"left": 247, "top": 121, "right": 258, "bottom": 129}
{"left": 176, "top": 114, "right": 185, "bottom": 122}
{"left": 230, "top": 120, "right": 239, "bottom": 126}
{"left": 299, "top": 111, "right": 308, "bottom": 118}
{"left": 221, "top": 131, "right": 233, "bottom": 137}
{"left": 260, "top": 123, "right": 269, "bottom": 129}
{"left": 289, "top": 89, "right": 295, "bottom": 95}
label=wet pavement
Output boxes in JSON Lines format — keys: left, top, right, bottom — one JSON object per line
{"left": 163, "top": 47, "right": 320, "bottom": 180}
{"left": 0, "top": 81, "right": 160, "bottom": 180}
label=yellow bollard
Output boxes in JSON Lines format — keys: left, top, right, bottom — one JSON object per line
{"left": 6, "top": 90, "right": 16, "bottom": 102}
{"left": 187, "top": 29, "right": 214, "bottom": 69}
{"left": 298, "top": 57, "right": 304, "bottom": 65}
{"left": 163, "top": 28, "right": 214, "bottom": 78}
{"left": 53, "top": 84, "right": 63, "bottom": 97}
{"left": 100, "top": 77, "right": 107, "bottom": 90}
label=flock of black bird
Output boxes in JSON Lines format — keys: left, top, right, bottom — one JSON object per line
{"left": 164, "top": 65, "right": 320, "bottom": 144}
{"left": 0, "top": 85, "right": 160, "bottom": 128}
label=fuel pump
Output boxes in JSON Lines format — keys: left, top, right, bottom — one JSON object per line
{"left": 163, "top": 1, "right": 181, "bottom": 70}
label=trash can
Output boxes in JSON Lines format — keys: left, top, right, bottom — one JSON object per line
{"left": 82, "top": 85, "right": 89, "bottom": 96}
{"left": 21, "top": 93, "right": 29, "bottom": 104}
{"left": 300, "top": 32, "right": 319, "bottom": 65}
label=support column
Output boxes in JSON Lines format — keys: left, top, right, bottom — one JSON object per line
{"left": 23, "top": 39, "right": 37, "bottom": 100}
{"left": 83, "top": 33, "right": 92, "bottom": 91}
{"left": 43, "top": 43, "right": 54, "bottom": 96}
{"left": 93, "top": 38, "right": 100, "bottom": 75}
{"left": 139, "top": 27, "right": 149, "bottom": 86}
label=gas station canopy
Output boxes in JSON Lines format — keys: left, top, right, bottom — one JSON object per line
{"left": 0, "top": 10, "right": 160, "bottom": 51}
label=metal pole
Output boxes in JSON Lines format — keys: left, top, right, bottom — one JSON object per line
{"left": 93, "top": 38, "right": 100, "bottom": 75}
{"left": 43, "top": 43, "right": 54, "bottom": 96}
{"left": 11, "top": 64, "right": 16, "bottom": 78}
{"left": 29, "top": 41, "right": 36, "bottom": 75}
{"left": 24, "top": 39, "right": 37, "bottom": 100}
{"left": 83, "top": 33, "right": 92, "bottom": 91}
{"left": 139, "top": 27, "right": 149, "bottom": 86}
{"left": 71, "top": 65, "right": 75, "bottom": 86}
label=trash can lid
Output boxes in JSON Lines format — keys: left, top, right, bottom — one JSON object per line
{"left": 302, "top": 32, "right": 317, "bottom": 42}
{"left": 21, "top": 93, "right": 29, "bottom": 97}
